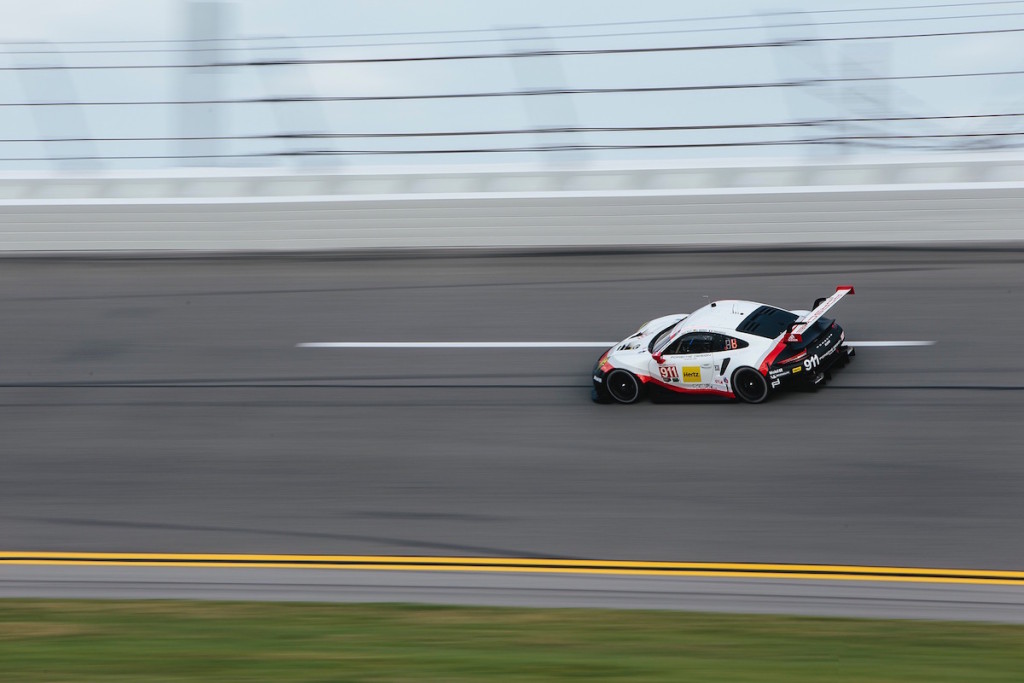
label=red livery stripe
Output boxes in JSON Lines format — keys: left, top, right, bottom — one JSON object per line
{"left": 759, "top": 339, "right": 788, "bottom": 375}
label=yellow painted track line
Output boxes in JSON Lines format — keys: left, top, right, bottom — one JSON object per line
{"left": 2, "top": 552, "right": 1024, "bottom": 586}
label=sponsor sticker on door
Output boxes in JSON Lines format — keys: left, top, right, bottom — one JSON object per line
{"left": 682, "top": 366, "right": 701, "bottom": 383}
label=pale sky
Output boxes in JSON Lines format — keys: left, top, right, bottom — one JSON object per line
{"left": 2, "top": 0, "right": 1023, "bottom": 171}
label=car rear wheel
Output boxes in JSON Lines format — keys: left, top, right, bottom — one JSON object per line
{"left": 606, "top": 369, "right": 642, "bottom": 404}
{"left": 732, "top": 367, "right": 769, "bottom": 404}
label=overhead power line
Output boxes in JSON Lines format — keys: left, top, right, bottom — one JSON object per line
{"left": 0, "top": 40, "right": 796, "bottom": 70}
{"left": 0, "top": 142, "right": 865, "bottom": 161}
{"left": 7, "top": 24, "right": 1024, "bottom": 71}
{"left": 3, "top": 113, "right": 1023, "bottom": 144}
{"left": 0, "top": 121, "right": 814, "bottom": 143}
{"left": 5, "top": 130, "right": 1024, "bottom": 162}
{"left": 9, "top": 7, "right": 1024, "bottom": 55}
{"left": 822, "top": 68, "right": 1024, "bottom": 82}
{"left": 0, "top": 81, "right": 804, "bottom": 106}
{"left": 4, "top": 68, "right": 1024, "bottom": 107}
{"left": 4, "top": 0, "right": 1024, "bottom": 48}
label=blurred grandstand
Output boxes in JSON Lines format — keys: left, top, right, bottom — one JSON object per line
{"left": 2, "top": 0, "right": 1024, "bottom": 172}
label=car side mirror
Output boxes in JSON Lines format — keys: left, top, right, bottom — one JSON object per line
{"left": 652, "top": 352, "right": 665, "bottom": 364}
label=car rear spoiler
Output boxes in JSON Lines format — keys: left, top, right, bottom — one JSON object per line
{"left": 785, "top": 286, "right": 855, "bottom": 342}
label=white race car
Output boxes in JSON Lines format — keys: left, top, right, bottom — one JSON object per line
{"left": 592, "top": 286, "right": 855, "bottom": 404}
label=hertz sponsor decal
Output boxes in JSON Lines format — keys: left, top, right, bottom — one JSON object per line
{"left": 792, "top": 366, "right": 802, "bottom": 373}
{"left": 682, "top": 366, "right": 701, "bottom": 383}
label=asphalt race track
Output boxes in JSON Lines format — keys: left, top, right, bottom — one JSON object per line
{"left": 2, "top": 248, "right": 1023, "bottom": 615}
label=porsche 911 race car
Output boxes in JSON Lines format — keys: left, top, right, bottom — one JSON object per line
{"left": 592, "top": 286, "right": 855, "bottom": 404}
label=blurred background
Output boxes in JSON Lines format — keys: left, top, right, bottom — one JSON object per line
{"left": 3, "top": 0, "right": 1024, "bottom": 172}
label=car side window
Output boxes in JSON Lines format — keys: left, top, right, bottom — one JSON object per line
{"left": 711, "top": 334, "right": 749, "bottom": 352}
{"left": 665, "top": 332, "right": 714, "bottom": 355}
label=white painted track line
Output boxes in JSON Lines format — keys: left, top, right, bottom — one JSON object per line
{"left": 297, "top": 342, "right": 617, "bottom": 348}
{"left": 298, "top": 341, "right": 934, "bottom": 349}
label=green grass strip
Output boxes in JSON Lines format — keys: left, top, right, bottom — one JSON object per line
{"left": 2, "top": 600, "right": 1024, "bottom": 682}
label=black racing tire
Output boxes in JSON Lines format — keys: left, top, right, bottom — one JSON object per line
{"left": 732, "top": 367, "right": 770, "bottom": 404}
{"left": 606, "top": 369, "right": 643, "bottom": 404}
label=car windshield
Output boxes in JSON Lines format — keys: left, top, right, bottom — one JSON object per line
{"left": 736, "top": 305, "right": 798, "bottom": 339}
{"left": 651, "top": 323, "right": 683, "bottom": 354}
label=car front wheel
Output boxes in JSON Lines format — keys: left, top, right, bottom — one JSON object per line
{"left": 732, "top": 367, "right": 770, "bottom": 404}
{"left": 606, "top": 369, "right": 642, "bottom": 404}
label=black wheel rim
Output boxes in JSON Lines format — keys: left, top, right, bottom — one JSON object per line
{"left": 735, "top": 370, "right": 766, "bottom": 402}
{"left": 608, "top": 371, "right": 639, "bottom": 403}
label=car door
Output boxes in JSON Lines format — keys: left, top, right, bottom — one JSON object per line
{"left": 651, "top": 332, "right": 715, "bottom": 386}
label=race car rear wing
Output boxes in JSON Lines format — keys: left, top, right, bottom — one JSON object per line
{"left": 785, "top": 285, "right": 855, "bottom": 342}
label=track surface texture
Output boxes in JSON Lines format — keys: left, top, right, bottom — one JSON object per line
{"left": 1, "top": 248, "right": 1023, "bottom": 571}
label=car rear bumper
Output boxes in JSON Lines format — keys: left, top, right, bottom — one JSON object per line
{"left": 768, "top": 343, "right": 854, "bottom": 390}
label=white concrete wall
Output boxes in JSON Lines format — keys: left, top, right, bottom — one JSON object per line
{"left": 1, "top": 155, "right": 1022, "bottom": 251}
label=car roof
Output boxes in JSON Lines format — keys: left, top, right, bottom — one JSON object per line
{"left": 677, "top": 300, "right": 767, "bottom": 333}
